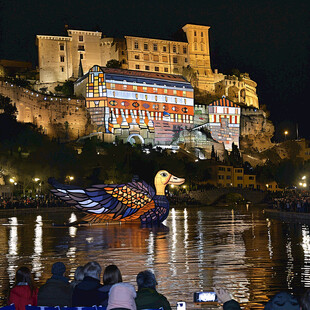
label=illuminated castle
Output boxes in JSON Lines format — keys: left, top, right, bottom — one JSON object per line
{"left": 74, "top": 66, "right": 194, "bottom": 145}
{"left": 36, "top": 24, "right": 259, "bottom": 109}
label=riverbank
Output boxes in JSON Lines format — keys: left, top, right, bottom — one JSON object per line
{"left": 264, "top": 208, "right": 310, "bottom": 223}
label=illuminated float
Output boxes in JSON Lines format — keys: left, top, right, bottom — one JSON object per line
{"left": 49, "top": 170, "right": 184, "bottom": 225}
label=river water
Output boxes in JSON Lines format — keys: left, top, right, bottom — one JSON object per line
{"left": 0, "top": 205, "right": 310, "bottom": 309}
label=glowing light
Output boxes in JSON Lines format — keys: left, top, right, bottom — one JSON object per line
{"left": 33, "top": 178, "right": 40, "bottom": 182}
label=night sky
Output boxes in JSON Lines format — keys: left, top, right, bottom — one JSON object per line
{"left": 0, "top": 0, "right": 309, "bottom": 140}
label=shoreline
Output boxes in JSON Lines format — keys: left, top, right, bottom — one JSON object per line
{"left": 264, "top": 208, "right": 310, "bottom": 223}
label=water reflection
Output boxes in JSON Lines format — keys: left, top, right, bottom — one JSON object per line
{"left": 2, "top": 207, "right": 310, "bottom": 308}
{"left": 32, "top": 215, "right": 43, "bottom": 280}
{"left": 7, "top": 217, "right": 18, "bottom": 285}
{"left": 302, "top": 225, "right": 310, "bottom": 287}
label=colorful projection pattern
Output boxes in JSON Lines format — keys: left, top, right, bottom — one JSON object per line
{"left": 84, "top": 65, "right": 194, "bottom": 144}
{"left": 49, "top": 170, "right": 185, "bottom": 225}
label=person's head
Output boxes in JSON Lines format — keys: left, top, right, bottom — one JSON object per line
{"left": 14, "top": 267, "right": 34, "bottom": 292}
{"left": 103, "top": 265, "right": 122, "bottom": 285}
{"left": 107, "top": 283, "right": 136, "bottom": 310}
{"left": 15, "top": 267, "right": 32, "bottom": 285}
{"left": 51, "top": 262, "right": 66, "bottom": 277}
{"left": 136, "top": 270, "right": 157, "bottom": 290}
{"left": 264, "top": 292, "right": 299, "bottom": 310}
{"left": 74, "top": 266, "right": 84, "bottom": 282}
{"left": 83, "top": 261, "right": 102, "bottom": 280}
{"left": 300, "top": 289, "right": 310, "bottom": 310}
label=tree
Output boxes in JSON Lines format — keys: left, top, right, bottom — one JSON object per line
{"left": 0, "top": 94, "right": 17, "bottom": 119}
{"left": 229, "top": 143, "right": 243, "bottom": 167}
{"left": 106, "top": 59, "right": 122, "bottom": 69}
{"left": 61, "top": 81, "right": 74, "bottom": 97}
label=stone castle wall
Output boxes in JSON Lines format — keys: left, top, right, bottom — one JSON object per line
{"left": 0, "top": 81, "right": 93, "bottom": 140}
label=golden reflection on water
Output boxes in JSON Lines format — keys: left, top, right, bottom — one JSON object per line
{"left": 1, "top": 206, "right": 310, "bottom": 308}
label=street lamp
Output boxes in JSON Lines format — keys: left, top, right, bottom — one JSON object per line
{"left": 284, "top": 130, "right": 288, "bottom": 141}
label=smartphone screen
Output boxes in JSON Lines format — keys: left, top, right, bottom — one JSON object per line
{"left": 194, "top": 291, "right": 218, "bottom": 302}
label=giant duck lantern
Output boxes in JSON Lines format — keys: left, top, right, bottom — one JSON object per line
{"left": 49, "top": 170, "right": 185, "bottom": 225}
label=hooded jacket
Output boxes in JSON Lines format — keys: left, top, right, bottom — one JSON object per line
{"left": 107, "top": 283, "right": 136, "bottom": 310}
{"left": 135, "top": 288, "right": 171, "bottom": 310}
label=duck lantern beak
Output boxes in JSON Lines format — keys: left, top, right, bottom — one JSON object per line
{"left": 168, "top": 174, "right": 185, "bottom": 185}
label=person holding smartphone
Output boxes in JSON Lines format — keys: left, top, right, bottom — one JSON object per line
{"left": 213, "top": 288, "right": 241, "bottom": 310}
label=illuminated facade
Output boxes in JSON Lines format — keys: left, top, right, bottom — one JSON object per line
{"left": 36, "top": 25, "right": 259, "bottom": 109}
{"left": 75, "top": 66, "right": 194, "bottom": 145}
{"left": 207, "top": 97, "right": 241, "bottom": 151}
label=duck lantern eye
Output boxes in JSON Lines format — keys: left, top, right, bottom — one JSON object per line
{"left": 160, "top": 172, "right": 168, "bottom": 177}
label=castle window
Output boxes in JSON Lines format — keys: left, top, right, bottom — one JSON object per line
{"left": 133, "top": 85, "right": 137, "bottom": 91}
{"left": 80, "top": 54, "right": 83, "bottom": 60}
{"left": 111, "top": 83, "right": 115, "bottom": 89}
{"left": 153, "top": 43, "right": 158, "bottom": 51}
{"left": 61, "top": 67, "right": 64, "bottom": 72}
{"left": 143, "top": 86, "right": 147, "bottom": 92}
{"left": 164, "top": 67, "right": 168, "bottom": 72}
{"left": 134, "top": 55, "right": 140, "bottom": 60}
{"left": 155, "top": 66, "right": 159, "bottom": 72}
{"left": 163, "top": 46, "right": 167, "bottom": 52}
{"left": 173, "top": 89, "right": 177, "bottom": 95}
{"left": 183, "top": 47, "right": 187, "bottom": 54}
{"left": 153, "top": 87, "right": 158, "bottom": 93}
{"left": 164, "top": 88, "right": 167, "bottom": 94}
{"left": 135, "top": 64, "right": 140, "bottom": 69}
{"left": 60, "top": 56, "right": 65, "bottom": 62}
{"left": 145, "top": 65, "right": 150, "bottom": 71}
{"left": 173, "top": 57, "right": 177, "bottom": 64}
{"left": 59, "top": 44, "right": 64, "bottom": 51}
{"left": 123, "top": 84, "right": 127, "bottom": 89}
{"left": 79, "top": 35, "right": 84, "bottom": 42}
{"left": 144, "top": 43, "right": 148, "bottom": 50}
{"left": 183, "top": 91, "right": 186, "bottom": 97}
{"left": 173, "top": 45, "right": 176, "bottom": 53}
{"left": 134, "top": 41, "right": 139, "bottom": 49}
{"left": 194, "top": 31, "right": 197, "bottom": 36}
{"left": 201, "top": 32, "right": 204, "bottom": 37}
{"left": 78, "top": 45, "right": 85, "bottom": 51}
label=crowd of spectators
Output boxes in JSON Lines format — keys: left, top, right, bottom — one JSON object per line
{"left": 7, "top": 262, "right": 172, "bottom": 310}
{"left": 270, "top": 191, "right": 310, "bottom": 213}
{"left": 0, "top": 196, "right": 66, "bottom": 209}
{"left": 8, "top": 262, "right": 310, "bottom": 310}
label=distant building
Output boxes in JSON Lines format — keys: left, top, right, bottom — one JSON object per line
{"left": 74, "top": 66, "right": 194, "bottom": 145}
{"left": 36, "top": 25, "right": 259, "bottom": 108}
{"left": 209, "top": 163, "right": 257, "bottom": 188}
